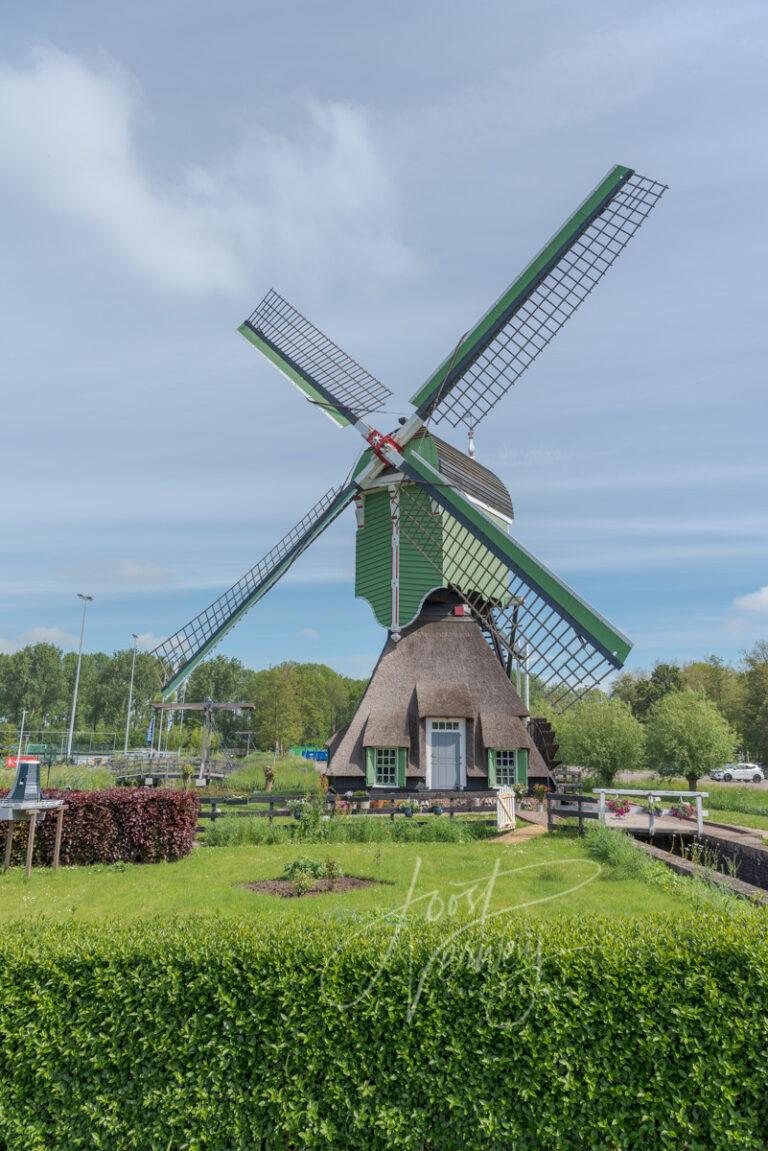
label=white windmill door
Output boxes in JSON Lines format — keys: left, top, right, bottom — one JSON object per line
{"left": 427, "top": 720, "right": 465, "bottom": 790}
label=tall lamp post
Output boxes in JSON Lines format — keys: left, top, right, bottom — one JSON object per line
{"left": 123, "top": 633, "right": 139, "bottom": 754}
{"left": 65, "top": 593, "right": 93, "bottom": 762}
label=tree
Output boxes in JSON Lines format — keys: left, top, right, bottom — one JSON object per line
{"left": 611, "top": 662, "right": 683, "bottom": 721}
{"left": 647, "top": 690, "right": 737, "bottom": 791}
{"left": 553, "top": 695, "right": 646, "bottom": 786}
{"left": 252, "top": 664, "right": 303, "bottom": 751}
{"left": 682, "top": 655, "right": 745, "bottom": 739}
{"left": 742, "top": 641, "right": 768, "bottom": 766}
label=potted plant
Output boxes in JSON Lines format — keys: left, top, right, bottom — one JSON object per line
{"left": 352, "top": 790, "right": 370, "bottom": 811}
{"left": 606, "top": 796, "right": 631, "bottom": 818}
{"left": 670, "top": 800, "right": 696, "bottom": 820}
{"left": 430, "top": 803, "right": 444, "bottom": 816}
{"left": 397, "top": 800, "right": 414, "bottom": 818}
{"left": 642, "top": 798, "right": 664, "bottom": 816}
{"left": 532, "top": 784, "right": 548, "bottom": 813}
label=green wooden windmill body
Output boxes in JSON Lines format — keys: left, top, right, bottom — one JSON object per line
{"left": 354, "top": 432, "right": 512, "bottom": 631}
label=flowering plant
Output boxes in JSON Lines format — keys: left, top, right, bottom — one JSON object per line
{"left": 670, "top": 801, "right": 696, "bottom": 820}
{"left": 606, "top": 796, "right": 631, "bottom": 817}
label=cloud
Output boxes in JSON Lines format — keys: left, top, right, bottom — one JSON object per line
{"left": 0, "top": 626, "right": 80, "bottom": 653}
{"left": 0, "top": 47, "right": 411, "bottom": 294}
{"left": 134, "top": 632, "right": 164, "bottom": 651}
{"left": 297, "top": 627, "right": 321, "bottom": 640}
{"left": 734, "top": 586, "right": 768, "bottom": 613}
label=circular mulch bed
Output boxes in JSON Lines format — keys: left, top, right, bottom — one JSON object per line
{"left": 243, "top": 876, "right": 377, "bottom": 899}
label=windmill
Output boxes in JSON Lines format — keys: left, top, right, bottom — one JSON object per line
{"left": 152, "top": 165, "right": 666, "bottom": 788}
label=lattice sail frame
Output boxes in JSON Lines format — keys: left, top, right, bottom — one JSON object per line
{"left": 239, "top": 289, "right": 393, "bottom": 427}
{"left": 415, "top": 170, "right": 667, "bottom": 428}
{"left": 152, "top": 483, "right": 356, "bottom": 694}
{"left": 396, "top": 482, "right": 622, "bottom": 711}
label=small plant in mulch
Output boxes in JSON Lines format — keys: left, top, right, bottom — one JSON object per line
{"left": 606, "top": 797, "right": 631, "bottom": 818}
{"left": 243, "top": 855, "right": 378, "bottom": 898}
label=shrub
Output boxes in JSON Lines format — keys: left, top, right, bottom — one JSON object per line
{"left": 0, "top": 913, "right": 766, "bottom": 1149}
{"left": 584, "top": 824, "right": 652, "bottom": 880}
{"left": 0, "top": 789, "right": 199, "bottom": 866}
{"left": 201, "top": 814, "right": 497, "bottom": 847}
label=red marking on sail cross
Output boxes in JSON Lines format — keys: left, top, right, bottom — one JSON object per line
{"left": 366, "top": 428, "right": 402, "bottom": 462}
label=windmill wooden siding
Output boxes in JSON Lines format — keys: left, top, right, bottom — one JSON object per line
{"left": 355, "top": 489, "right": 392, "bottom": 628}
{"left": 355, "top": 431, "right": 512, "bottom": 631}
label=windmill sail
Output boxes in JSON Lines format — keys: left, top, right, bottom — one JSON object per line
{"left": 397, "top": 451, "right": 631, "bottom": 708}
{"left": 410, "top": 166, "right": 667, "bottom": 428}
{"left": 153, "top": 482, "right": 357, "bottom": 695}
{"left": 239, "top": 289, "right": 393, "bottom": 427}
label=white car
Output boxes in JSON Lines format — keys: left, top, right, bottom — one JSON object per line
{"left": 710, "top": 763, "right": 764, "bottom": 783}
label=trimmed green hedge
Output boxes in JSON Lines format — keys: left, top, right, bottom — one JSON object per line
{"left": 1, "top": 913, "right": 767, "bottom": 1149}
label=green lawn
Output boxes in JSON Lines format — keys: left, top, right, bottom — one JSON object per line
{"left": 707, "top": 807, "right": 768, "bottom": 833}
{"left": 0, "top": 834, "right": 702, "bottom": 925}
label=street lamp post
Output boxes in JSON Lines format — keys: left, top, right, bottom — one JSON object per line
{"left": 65, "top": 594, "right": 93, "bottom": 762}
{"left": 123, "top": 633, "right": 139, "bottom": 754}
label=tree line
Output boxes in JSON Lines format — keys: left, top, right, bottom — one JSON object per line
{"left": 551, "top": 642, "right": 768, "bottom": 788}
{"left": 0, "top": 644, "right": 368, "bottom": 753}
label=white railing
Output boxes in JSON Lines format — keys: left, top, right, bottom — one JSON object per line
{"left": 597, "top": 789, "right": 709, "bottom": 836}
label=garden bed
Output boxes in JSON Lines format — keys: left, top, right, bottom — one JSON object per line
{"left": 243, "top": 875, "right": 377, "bottom": 898}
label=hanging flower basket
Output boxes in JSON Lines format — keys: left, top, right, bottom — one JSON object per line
{"left": 606, "top": 797, "right": 631, "bottom": 818}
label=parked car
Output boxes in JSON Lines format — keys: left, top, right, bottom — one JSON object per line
{"left": 710, "top": 763, "right": 764, "bottom": 783}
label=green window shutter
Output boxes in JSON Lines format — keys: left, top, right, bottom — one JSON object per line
{"left": 487, "top": 749, "right": 497, "bottom": 788}
{"left": 517, "top": 749, "right": 528, "bottom": 786}
{"left": 396, "top": 747, "right": 406, "bottom": 789}
{"left": 365, "top": 747, "right": 376, "bottom": 787}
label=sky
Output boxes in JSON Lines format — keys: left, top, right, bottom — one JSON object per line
{"left": 1, "top": 0, "right": 766, "bottom": 680}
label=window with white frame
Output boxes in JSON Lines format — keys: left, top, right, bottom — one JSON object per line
{"left": 495, "top": 750, "right": 517, "bottom": 786}
{"left": 431, "top": 720, "right": 461, "bottom": 731}
{"left": 374, "top": 747, "right": 398, "bottom": 786}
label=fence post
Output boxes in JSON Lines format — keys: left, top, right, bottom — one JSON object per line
{"left": 648, "top": 794, "right": 655, "bottom": 837}
{"left": 696, "top": 794, "right": 703, "bottom": 837}
{"left": 449, "top": 797, "right": 455, "bottom": 819}
{"left": 268, "top": 800, "right": 274, "bottom": 825}
{"left": 578, "top": 796, "right": 584, "bottom": 836}
{"left": 546, "top": 793, "right": 553, "bottom": 833}
{"left": 598, "top": 791, "right": 606, "bottom": 825}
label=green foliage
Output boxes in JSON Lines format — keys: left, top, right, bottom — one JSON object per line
{"left": 0, "top": 912, "right": 766, "bottom": 1149}
{"left": 553, "top": 695, "right": 646, "bottom": 785}
{"left": 647, "top": 690, "right": 738, "bottom": 788}
{"left": 283, "top": 855, "right": 326, "bottom": 880}
{"left": 742, "top": 640, "right": 768, "bottom": 765}
{"left": 0, "top": 645, "right": 366, "bottom": 755}
{"left": 584, "top": 824, "right": 653, "bottom": 880}
{"left": 203, "top": 817, "right": 289, "bottom": 846}
{"left": 202, "top": 814, "right": 496, "bottom": 847}
{"left": 224, "top": 751, "right": 321, "bottom": 794}
{"left": 611, "top": 662, "right": 684, "bottom": 720}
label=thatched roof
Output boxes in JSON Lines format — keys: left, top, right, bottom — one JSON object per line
{"left": 328, "top": 598, "right": 530, "bottom": 778}
{"left": 479, "top": 712, "right": 531, "bottom": 749}
{"left": 363, "top": 709, "right": 410, "bottom": 747}
{"left": 416, "top": 681, "right": 474, "bottom": 718}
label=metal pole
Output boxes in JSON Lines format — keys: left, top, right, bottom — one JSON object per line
{"left": 16, "top": 708, "right": 27, "bottom": 767}
{"left": 123, "top": 633, "right": 139, "bottom": 754}
{"left": 523, "top": 644, "right": 530, "bottom": 716}
{"left": 65, "top": 594, "right": 92, "bottom": 762}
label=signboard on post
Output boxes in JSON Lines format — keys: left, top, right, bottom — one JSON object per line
{"left": 5, "top": 756, "right": 40, "bottom": 770}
